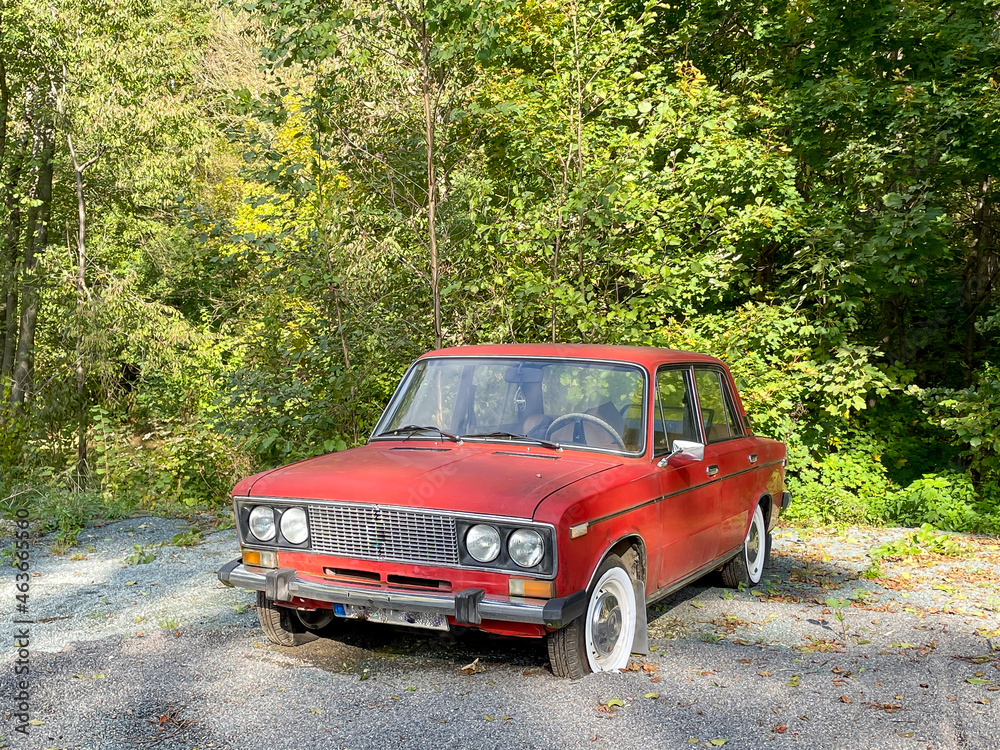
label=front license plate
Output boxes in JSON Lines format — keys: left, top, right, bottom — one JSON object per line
{"left": 332, "top": 603, "right": 450, "bottom": 632}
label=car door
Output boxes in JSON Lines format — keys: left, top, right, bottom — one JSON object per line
{"left": 692, "top": 367, "right": 756, "bottom": 558}
{"left": 653, "top": 366, "right": 720, "bottom": 589}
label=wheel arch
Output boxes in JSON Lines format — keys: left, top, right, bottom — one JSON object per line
{"left": 584, "top": 533, "right": 647, "bottom": 593}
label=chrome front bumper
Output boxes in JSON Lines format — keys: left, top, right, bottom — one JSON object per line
{"left": 217, "top": 559, "right": 585, "bottom": 629}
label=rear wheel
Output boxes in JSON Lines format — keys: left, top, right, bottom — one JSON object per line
{"left": 548, "top": 554, "right": 637, "bottom": 678}
{"left": 721, "top": 503, "right": 769, "bottom": 588}
{"left": 256, "top": 592, "right": 318, "bottom": 647}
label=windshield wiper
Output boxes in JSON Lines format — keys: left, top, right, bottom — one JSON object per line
{"left": 377, "top": 425, "right": 462, "bottom": 443}
{"left": 461, "top": 431, "right": 561, "bottom": 451}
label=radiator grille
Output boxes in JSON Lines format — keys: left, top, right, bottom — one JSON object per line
{"left": 307, "top": 503, "right": 459, "bottom": 566}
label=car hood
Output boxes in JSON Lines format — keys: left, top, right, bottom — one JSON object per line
{"left": 244, "top": 442, "right": 620, "bottom": 519}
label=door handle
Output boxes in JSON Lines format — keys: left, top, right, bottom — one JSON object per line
{"left": 707, "top": 464, "right": 719, "bottom": 477}
{"left": 749, "top": 453, "right": 758, "bottom": 464}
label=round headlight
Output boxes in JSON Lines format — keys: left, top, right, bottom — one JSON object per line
{"left": 280, "top": 507, "right": 309, "bottom": 545}
{"left": 466, "top": 524, "right": 501, "bottom": 563}
{"left": 508, "top": 528, "right": 544, "bottom": 568}
{"left": 248, "top": 506, "right": 276, "bottom": 542}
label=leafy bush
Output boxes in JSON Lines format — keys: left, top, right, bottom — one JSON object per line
{"left": 884, "top": 473, "right": 1000, "bottom": 534}
{"left": 915, "top": 365, "right": 1000, "bottom": 498}
{"left": 90, "top": 408, "right": 250, "bottom": 508}
{"left": 786, "top": 435, "right": 895, "bottom": 525}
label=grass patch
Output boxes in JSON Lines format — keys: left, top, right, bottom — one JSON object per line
{"left": 869, "top": 524, "right": 966, "bottom": 561}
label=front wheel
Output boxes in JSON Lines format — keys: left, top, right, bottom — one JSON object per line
{"left": 721, "top": 503, "right": 769, "bottom": 588}
{"left": 547, "top": 554, "right": 637, "bottom": 678}
{"left": 256, "top": 592, "right": 317, "bottom": 647}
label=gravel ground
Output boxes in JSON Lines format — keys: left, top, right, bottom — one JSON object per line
{"left": 2, "top": 518, "right": 999, "bottom": 750}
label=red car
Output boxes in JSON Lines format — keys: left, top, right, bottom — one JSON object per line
{"left": 218, "top": 344, "right": 789, "bottom": 677}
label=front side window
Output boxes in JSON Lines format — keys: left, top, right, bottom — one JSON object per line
{"left": 694, "top": 369, "right": 744, "bottom": 443}
{"left": 376, "top": 357, "right": 647, "bottom": 455}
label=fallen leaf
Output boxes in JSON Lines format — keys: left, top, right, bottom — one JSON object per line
{"left": 484, "top": 714, "right": 495, "bottom": 721}
{"left": 28, "top": 720, "right": 44, "bottom": 726}
{"left": 686, "top": 739, "right": 699, "bottom": 745}
{"left": 738, "top": 659, "right": 752, "bottom": 664}
{"left": 709, "top": 740, "right": 728, "bottom": 747}
{"left": 606, "top": 698, "right": 624, "bottom": 708}
{"left": 773, "top": 725, "right": 787, "bottom": 734}
{"left": 650, "top": 676, "right": 661, "bottom": 683}
{"left": 967, "top": 678, "right": 989, "bottom": 685}
{"left": 758, "top": 670, "right": 771, "bottom": 677}
{"left": 460, "top": 658, "right": 481, "bottom": 675}
{"left": 644, "top": 692, "right": 659, "bottom": 700}
{"left": 840, "top": 695, "right": 852, "bottom": 704}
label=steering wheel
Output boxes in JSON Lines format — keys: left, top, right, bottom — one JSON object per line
{"left": 545, "top": 412, "right": 626, "bottom": 450}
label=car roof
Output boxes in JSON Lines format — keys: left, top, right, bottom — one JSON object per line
{"left": 419, "top": 343, "right": 726, "bottom": 371}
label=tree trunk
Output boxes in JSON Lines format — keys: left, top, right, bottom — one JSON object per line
{"left": 11, "top": 119, "right": 54, "bottom": 407}
{"left": 0, "top": 132, "right": 27, "bottom": 380}
{"left": 0, "top": 57, "right": 9, "bottom": 168}
{"left": 420, "top": 14, "right": 442, "bottom": 350}
{"left": 962, "top": 176, "right": 997, "bottom": 382}
{"left": 68, "top": 134, "right": 101, "bottom": 482}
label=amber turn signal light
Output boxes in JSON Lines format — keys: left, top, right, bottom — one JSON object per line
{"left": 509, "top": 579, "right": 555, "bottom": 599}
{"left": 243, "top": 549, "right": 277, "bottom": 569}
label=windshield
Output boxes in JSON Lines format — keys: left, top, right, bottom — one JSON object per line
{"left": 375, "top": 357, "right": 647, "bottom": 455}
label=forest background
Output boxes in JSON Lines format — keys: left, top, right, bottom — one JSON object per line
{"left": 1, "top": 0, "right": 998, "bottom": 548}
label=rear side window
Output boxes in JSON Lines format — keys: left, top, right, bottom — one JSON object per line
{"left": 653, "top": 368, "right": 698, "bottom": 456}
{"left": 694, "top": 369, "right": 744, "bottom": 443}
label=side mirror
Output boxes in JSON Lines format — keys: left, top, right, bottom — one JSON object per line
{"left": 657, "top": 440, "right": 705, "bottom": 467}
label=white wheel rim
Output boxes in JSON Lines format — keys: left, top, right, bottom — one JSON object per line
{"left": 584, "top": 567, "right": 636, "bottom": 672}
{"left": 745, "top": 505, "right": 766, "bottom": 584}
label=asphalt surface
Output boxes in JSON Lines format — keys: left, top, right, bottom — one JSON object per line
{"left": 2, "top": 517, "right": 999, "bottom": 750}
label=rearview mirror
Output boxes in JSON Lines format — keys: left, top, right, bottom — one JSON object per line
{"left": 657, "top": 439, "right": 705, "bottom": 468}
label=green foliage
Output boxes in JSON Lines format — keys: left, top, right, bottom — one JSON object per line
{"left": 170, "top": 528, "right": 203, "bottom": 547}
{"left": 884, "top": 473, "right": 1000, "bottom": 534}
{"left": 90, "top": 408, "right": 250, "bottom": 508}
{"left": 914, "top": 367, "right": 1000, "bottom": 496}
{"left": 0, "top": 0, "right": 998, "bottom": 531}
{"left": 124, "top": 544, "right": 156, "bottom": 565}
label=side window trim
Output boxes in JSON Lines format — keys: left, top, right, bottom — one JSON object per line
{"left": 653, "top": 365, "right": 701, "bottom": 457}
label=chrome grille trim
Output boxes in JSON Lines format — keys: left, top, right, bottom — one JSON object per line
{"left": 307, "top": 503, "right": 459, "bottom": 565}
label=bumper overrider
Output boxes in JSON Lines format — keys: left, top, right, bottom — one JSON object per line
{"left": 217, "top": 559, "right": 586, "bottom": 629}
{"left": 781, "top": 491, "right": 792, "bottom": 511}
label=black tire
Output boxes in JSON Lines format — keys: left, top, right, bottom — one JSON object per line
{"left": 547, "top": 611, "right": 589, "bottom": 680}
{"left": 721, "top": 503, "right": 769, "bottom": 588}
{"left": 547, "top": 554, "right": 637, "bottom": 678}
{"left": 256, "top": 591, "right": 317, "bottom": 647}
